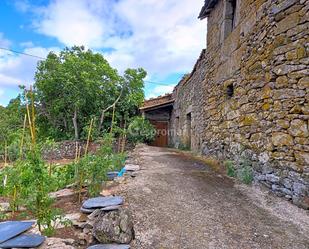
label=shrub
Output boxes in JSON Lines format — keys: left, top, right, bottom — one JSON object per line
{"left": 225, "top": 160, "right": 236, "bottom": 177}
{"left": 224, "top": 159, "right": 253, "bottom": 184}
{"left": 127, "top": 116, "right": 156, "bottom": 144}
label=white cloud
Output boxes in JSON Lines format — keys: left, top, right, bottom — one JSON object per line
{"left": 0, "top": 45, "right": 59, "bottom": 88}
{"left": 146, "top": 84, "right": 175, "bottom": 99}
{"left": 32, "top": 0, "right": 206, "bottom": 78}
{"left": 34, "top": 0, "right": 113, "bottom": 48}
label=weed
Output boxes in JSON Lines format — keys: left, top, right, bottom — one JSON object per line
{"left": 225, "top": 160, "right": 236, "bottom": 177}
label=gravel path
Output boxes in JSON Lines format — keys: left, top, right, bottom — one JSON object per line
{"left": 119, "top": 145, "right": 309, "bottom": 249}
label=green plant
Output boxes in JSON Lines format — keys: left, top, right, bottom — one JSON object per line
{"left": 127, "top": 116, "right": 156, "bottom": 144}
{"left": 225, "top": 160, "right": 236, "bottom": 177}
{"left": 237, "top": 165, "right": 253, "bottom": 184}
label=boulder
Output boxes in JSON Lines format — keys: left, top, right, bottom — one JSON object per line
{"left": 93, "top": 209, "right": 134, "bottom": 244}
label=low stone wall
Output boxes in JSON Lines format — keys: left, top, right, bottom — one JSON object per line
{"left": 42, "top": 141, "right": 101, "bottom": 160}
{"left": 171, "top": 0, "right": 309, "bottom": 208}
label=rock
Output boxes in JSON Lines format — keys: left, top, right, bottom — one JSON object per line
{"left": 81, "top": 207, "right": 96, "bottom": 214}
{"left": 107, "top": 172, "right": 119, "bottom": 180}
{"left": 292, "top": 196, "right": 309, "bottom": 210}
{"left": 273, "top": 64, "right": 306, "bottom": 76}
{"left": 93, "top": 209, "right": 134, "bottom": 244}
{"left": 288, "top": 119, "right": 309, "bottom": 137}
{"left": 124, "top": 164, "right": 140, "bottom": 171}
{"left": 294, "top": 151, "right": 309, "bottom": 164}
{"left": 64, "top": 213, "right": 84, "bottom": 228}
{"left": 293, "top": 182, "right": 307, "bottom": 196}
{"left": 0, "top": 203, "right": 26, "bottom": 212}
{"left": 83, "top": 196, "right": 124, "bottom": 209}
{"left": 271, "top": 132, "right": 294, "bottom": 146}
{"left": 0, "top": 203, "right": 11, "bottom": 212}
{"left": 266, "top": 174, "right": 280, "bottom": 183}
{"left": 87, "top": 245, "right": 130, "bottom": 249}
{"left": 0, "top": 234, "right": 45, "bottom": 248}
{"left": 49, "top": 188, "right": 75, "bottom": 199}
{"left": 38, "top": 237, "right": 75, "bottom": 249}
{"left": 88, "top": 209, "right": 102, "bottom": 220}
{"left": 0, "top": 221, "right": 35, "bottom": 243}
{"left": 101, "top": 205, "right": 121, "bottom": 211}
{"left": 271, "top": 0, "right": 298, "bottom": 15}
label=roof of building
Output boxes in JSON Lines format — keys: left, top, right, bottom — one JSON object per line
{"left": 140, "top": 93, "right": 174, "bottom": 111}
{"left": 198, "top": 0, "right": 219, "bottom": 19}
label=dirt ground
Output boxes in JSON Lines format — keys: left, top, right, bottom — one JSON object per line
{"left": 117, "top": 145, "right": 309, "bottom": 249}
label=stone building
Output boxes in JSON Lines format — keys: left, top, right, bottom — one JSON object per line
{"left": 142, "top": 0, "right": 309, "bottom": 208}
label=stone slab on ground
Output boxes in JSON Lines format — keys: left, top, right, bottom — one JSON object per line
{"left": 88, "top": 244, "right": 130, "bottom": 249}
{"left": 49, "top": 188, "right": 75, "bottom": 199}
{"left": 81, "top": 207, "right": 96, "bottom": 214}
{"left": 124, "top": 164, "right": 140, "bottom": 171}
{"left": 0, "top": 221, "right": 34, "bottom": 243}
{"left": 0, "top": 234, "right": 45, "bottom": 248}
{"left": 83, "top": 196, "right": 123, "bottom": 209}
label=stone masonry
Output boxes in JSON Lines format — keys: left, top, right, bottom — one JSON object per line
{"left": 169, "top": 0, "right": 309, "bottom": 208}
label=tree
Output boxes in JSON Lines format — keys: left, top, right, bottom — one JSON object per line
{"left": 35, "top": 46, "right": 119, "bottom": 140}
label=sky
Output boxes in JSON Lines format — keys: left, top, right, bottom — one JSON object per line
{"left": 0, "top": 0, "right": 206, "bottom": 106}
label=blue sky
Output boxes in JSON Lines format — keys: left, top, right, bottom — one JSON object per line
{"left": 0, "top": 0, "right": 206, "bottom": 106}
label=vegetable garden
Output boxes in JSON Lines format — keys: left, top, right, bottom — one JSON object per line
{"left": 0, "top": 46, "right": 156, "bottom": 237}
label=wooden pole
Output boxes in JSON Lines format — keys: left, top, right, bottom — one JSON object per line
{"left": 85, "top": 118, "right": 94, "bottom": 156}
{"left": 75, "top": 141, "right": 79, "bottom": 163}
{"left": 25, "top": 93, "right": 34, "bottom": 147}
{"left": 20, "top": 114, "right": 27, "bottom": 159}
{"left": 110, "top": 104, "right": 116, "bottom": 134}
{"left": 30, "top": 85, "right": 36, "bottom": 140}
{"left": 4, "top": 140, "right": 8, "bottom": 167}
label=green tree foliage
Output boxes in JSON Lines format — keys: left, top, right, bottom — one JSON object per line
{"left": 127, "top": 116, "right": 156, "bottom": 144}
{"left": 0, "top": 97, "right": 26, "bottom": 161}
{"left": 34, "top": 46, "right": 146, "bottom": 141}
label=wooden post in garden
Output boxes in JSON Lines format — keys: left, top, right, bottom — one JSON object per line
{"left": 4, "top": 140, "right": 8, "bottom": 167}
{"left": 85, "top": 118, "right": 94, "bottom": 156}
{"left": 110, "top": 104, "right": 116, "bottom": 134}
{"left": 20, "top": 114, "right": 27, "bottom": 159}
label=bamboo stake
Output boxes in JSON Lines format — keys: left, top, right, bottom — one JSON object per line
{"left": 4, "top": 140, "right": 8, "bottom": 167}
{"left": 121, "top": 121, "right": 127, "bottom": 153}
{"left": 110, "top": 104, "right": 116, "bottom": 134}
{"left": 30, "top": 85, "right": 36, "bottom": 140}
{"left": 85, "top": 118, "right": 94, "bottom": 156}
{"left": 75, "top": 141, "right": 79, "bottom": 163}
{"left": 20, "top": 114, "right": 27, "bottom": 159}
{"left": 25, "top": 94, "right": 34, "bottom": 147}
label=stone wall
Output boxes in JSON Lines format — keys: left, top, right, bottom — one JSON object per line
{"left": 171, "top": 0, "right": 309, "bottom": 208}
{"left": 42, "top": 140, "right": 101, "bottom": 160}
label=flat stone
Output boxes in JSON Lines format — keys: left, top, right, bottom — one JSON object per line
{"left": 49, "top": 188, "right": 75, "bottom": 199}
{"left": 82, "top": 196, "right": 123, "bottom": 209}
{"left": 0, "top": 233, "right": 45, "bottom": 248}
{"left": 87, "top": 245, "right": 130, "bottom": 249}
{"left": 124, "top": 164, "right": 140, "bottom": 171}
{"left": 81, "top": 207, "right": 96, "bottom": 214}
{"left": 101, "top": 205, "right": 121, "bottom": 211}
{"left": 0, "top": 221, "right": 35, "bottom": 243}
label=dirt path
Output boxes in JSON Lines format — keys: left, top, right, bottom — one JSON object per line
{"left": 117, "top": 145, "right": 309, "bottom": 249}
